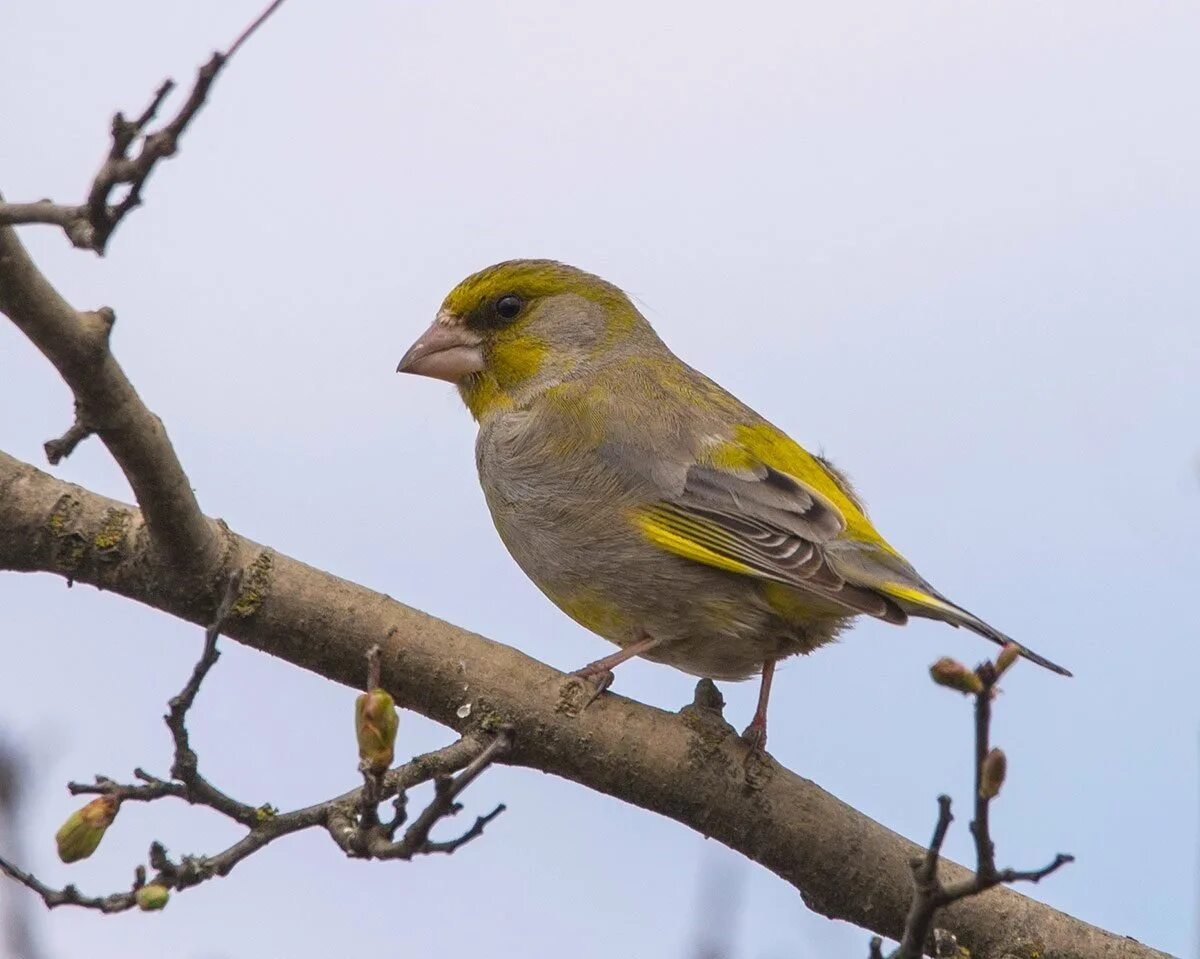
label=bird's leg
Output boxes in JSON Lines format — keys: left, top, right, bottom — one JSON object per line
{"left": 741, "top": 659, "right": 776, "bottom": 753}
{"left": 571, "top": 631, "right": 666, "bottom": 707}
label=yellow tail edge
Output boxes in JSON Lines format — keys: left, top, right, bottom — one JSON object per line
{"left": 879, "top": 583, "right": 1073, "bottom": 678}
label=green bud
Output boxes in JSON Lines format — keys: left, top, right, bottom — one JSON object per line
{"left": 929, "top": 658, "right": 984, "bottom": 695}
{"left": 355, "top": 688, "right": 398, "bottom": 774}
{"left": 55, "top": 796, "right": 119, "bottom": 863}
{"left": 135, "top": 883, "right": 170, "bottom": 911}
{"left": 980, "top": 748, "right": 1007, "bottom": 799}
{"left": 995, "top": 643, "right": 1020, "bottom": 676}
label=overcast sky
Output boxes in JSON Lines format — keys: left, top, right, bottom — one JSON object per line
{"left": 2, "top": 1, "right": 1198, "bottom": 956}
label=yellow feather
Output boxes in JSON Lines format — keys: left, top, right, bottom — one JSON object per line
{"left": 634, "top": 510, "right": 757, "bottom": 576}
{"left": 876, "top": 582, "right": 958, "bottom": 614}
{"left": 707, "top": 423, "right": 899, "bottom": 554}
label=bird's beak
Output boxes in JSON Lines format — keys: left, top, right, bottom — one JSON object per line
{"left": 396, "top": 316, "right": 485, "bottom": 382}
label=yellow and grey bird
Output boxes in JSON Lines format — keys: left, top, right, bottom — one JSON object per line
{"left": 397, "top": 260, "right": 1069, "bottom": 748}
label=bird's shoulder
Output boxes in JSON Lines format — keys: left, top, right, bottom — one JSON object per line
{"left": 532, "top": 355, "right": 889, "bottom": 548}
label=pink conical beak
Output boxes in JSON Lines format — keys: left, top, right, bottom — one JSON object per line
{"left": 396, "top": 317, "right": 484, "bottom": 382}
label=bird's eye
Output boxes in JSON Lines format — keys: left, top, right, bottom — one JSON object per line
{"left": 496, "top": 295, "right": 523, "bottom": 320}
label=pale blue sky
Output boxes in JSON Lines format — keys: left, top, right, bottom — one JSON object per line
{"left": 2, "top": 2, "right": 1198, "bottom": 956}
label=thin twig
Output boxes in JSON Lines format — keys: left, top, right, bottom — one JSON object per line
{"left": 0, "top": 856, "right": 141, "bottom": 913}
{"left": 61, "top": 572, "right": 246, "bottom": 815}
{"left": 881, "top": 652, "right": 1074, "bottom": 959}
{"left": 43, "top": 411, "right": 94, "bottom": 465}
{"left": 0, "top": 0, "right": 291, "bottom": 253}
{"left": 969, "top": 662, "right": 997, "bottom": 878}
{"left": 329, "top": 725, "right": 513, "bottom": 862}
{"left": 226, "top": 0, "right": 289, "bottom": 59}
{"left": 0, "top": 581, "right": 508, "bottom": 913}
{"left": 169, "top": 569, "right": 243, "bottom": 724}
{"left": 376, "top": 729, "right": 512, "bottom": 860}
{"left": 0, "top": 732, "right": 494, "bottom": 913}
{"left": 162, "top": 570, "right": 259, "bottom": 826}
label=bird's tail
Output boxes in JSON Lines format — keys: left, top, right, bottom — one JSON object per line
{"left": 878, "top": 583, "right": 1073, "bottom": 677}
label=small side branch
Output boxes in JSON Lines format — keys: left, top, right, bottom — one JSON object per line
{"left": 161, "top": 570, "right": 259, "bottom": 825}
{"left": 0, "top": 857, "right": 139, "bottom": 914}
{"left": 361, "top": 730, "right": 512, "bottom": 861}
{"left": 0, "top": 620, "right": 509, "bottom": 914}
{"left": 42, "top": 409, "right": 94, "bottom": 465}
{"left": 68, "top": 571, "right": 256, "bottom": 824}
{"left": 1, "top": 204, "right": 217, "bottom": 570}
{"left": 0, "top": 0, "right": 290, "bottom": 254}
{"left": 876, "top": 650, "right": 1074, "bottom": 959}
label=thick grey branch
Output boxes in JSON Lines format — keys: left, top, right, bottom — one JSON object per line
{"left": 0, "top": 225, "right": 223, "bottom": 574}
{"left": 0, "top": 451, "right": 1169, "bottom": 959}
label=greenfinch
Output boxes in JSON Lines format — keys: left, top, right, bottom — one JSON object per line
{"left": 398, "top": 260, "right": 1069, "bottom": 748}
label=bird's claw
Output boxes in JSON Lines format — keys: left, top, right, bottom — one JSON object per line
{"left": 740, "top": 720, "right": 768, "bottom": 755}
{"left": 571, "top": 667, "right": 615, "bottom": 708}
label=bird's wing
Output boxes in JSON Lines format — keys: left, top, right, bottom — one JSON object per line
{"left": 606, "top": 421, "right": 912, "bottom": 624}
{"left": 616, "top": 421, "right": 1073, "bottom": 675}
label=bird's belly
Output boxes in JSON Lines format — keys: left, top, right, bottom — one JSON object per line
{"left": 486, "top": 485, "right": 838, "bottom": 681}
{"left": 476, "top": 416, "right": 846, "bottom": 680}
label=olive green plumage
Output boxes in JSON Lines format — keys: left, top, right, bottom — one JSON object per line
{"left": 402, "top": 259, "right": 1070, "bottom": 682}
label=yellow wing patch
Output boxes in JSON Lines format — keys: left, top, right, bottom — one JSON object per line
{"left": 706, "top": 423, "right": 899, "bottom": 555}
{"left": 634, "top": 507, "right": 757, "bottom": 576}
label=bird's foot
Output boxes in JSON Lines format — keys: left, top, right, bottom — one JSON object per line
{"left": 570, "top": 666, "right": 615, "bottom": 709}
{"left": 740, "top": 658, "right": 775, "bottom": 758}
{"left": 558, "top": 634, "right": 666, "bottom": 716}
{"left": 740, "top": 718, "right": 768, "bottom": 755}
{"left": 740, "top": 715, "right": 775, "bottom": 789}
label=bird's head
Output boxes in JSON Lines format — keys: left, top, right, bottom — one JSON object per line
{"left": 397, "top": 259, "right": 655, "bottom": 419}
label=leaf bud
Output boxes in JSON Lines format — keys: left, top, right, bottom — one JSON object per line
{"left": 355, "top": 688, "right": 399, "bottom": 774}
{"left": 55, "top": 796, "right": 118, "bottom": 863}
{"left": 995, "top": 643, "right": 1020, "bottom": 676}
{"left": 135, "top": 883, "right": 170, "bottom": 911}
{"left": 980, "top": 748, "right": 1008, "bottom": 799}
{"left": 929, "top": 657, "right": 984, "bottom": 695}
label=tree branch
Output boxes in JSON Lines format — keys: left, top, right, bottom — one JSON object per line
{"left": 0, "top": 731, "right": 500, "bottom": 914}
{"left": 0, "top": 0, "right": 289, "bottom": 576}
{"left": 0, "top": 451, "right": 1169, "bottom": 959}
{"left": 0, "top": 0, "right": 289, "bottom": 254}
{"left": 0, "top": 579, "right": 507, "bottom": 913}
{"left": 883, "top": 656, "right": 1074, "bottom": 958}
{"left": 0, "top": 224, "right": 223, "bottom": 574}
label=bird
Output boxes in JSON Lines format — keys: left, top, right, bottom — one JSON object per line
{"left": 397, "top": 259, "right": 1070, "bottom": 750}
